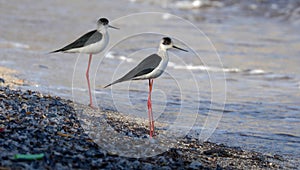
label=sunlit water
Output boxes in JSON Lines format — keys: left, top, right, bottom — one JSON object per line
{"left": 0, "top": 0, "right": 299, "bottom": 163}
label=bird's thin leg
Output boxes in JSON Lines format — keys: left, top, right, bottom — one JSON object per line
{"left": 86, "top": 54, "right": 94, "bottom": 108}
{"left": 147, "top": 79, "right": 154, "bottom": 137}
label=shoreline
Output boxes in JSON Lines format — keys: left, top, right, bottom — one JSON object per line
{"left": 0, "top": 86, "right": 297, "bottom": 169}
{"left": 0, "top": 66, "right": 26, "bottom": 87}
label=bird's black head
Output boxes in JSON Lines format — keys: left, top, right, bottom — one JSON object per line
{"left": 160, "top": 37, "right": 188, "bottom": 52}
{"left": 98, "top": 18, "right": 109, "bottom": 25}
{"left": 162, "top": 37, "right": 172, "bottom": 45}
{"left": 97, "top": 18, "right": 119, "bottom": 30}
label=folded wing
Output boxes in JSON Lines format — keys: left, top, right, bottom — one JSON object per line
{"left": 51, "top": 30, "right": 103, "bottom": 53}
{"left": 104, "top": 54, "right": 162, "bottom": 88}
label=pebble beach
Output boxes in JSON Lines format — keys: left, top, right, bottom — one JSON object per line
{"left": 0, "top": 71, "right": 297, "bottom": 169}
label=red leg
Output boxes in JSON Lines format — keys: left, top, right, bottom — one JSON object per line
{"left": 147, "top": 79, "right": 154, "bottom": 137}
{"left": 86, "top": 54, "right": 94, "bottom": 108}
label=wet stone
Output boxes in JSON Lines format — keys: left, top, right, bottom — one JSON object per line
{"left": 189, "top": 161, "right": 203, "bottom": 169}
{"left": 131, "top": 160, "right": 141, "bottom": 169}
{"left": 161, "top": 166, "right": 172, "bottom": 170}
{"left": 142, "top": 163, "right": 154, "bottom": 169}
{"left": 91, "top": 158, "right": 103, "bottom": 167}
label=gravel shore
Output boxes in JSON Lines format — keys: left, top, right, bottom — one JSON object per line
{"left": 0, "top": 86, "right": 297, "bottom": 169}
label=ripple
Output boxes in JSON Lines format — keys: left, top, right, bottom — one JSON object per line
{"left": 275, "top": 133, "right": 300, "bottom": 139}
{"left": 0, "top": 40, "right": 30, "bottom": 49}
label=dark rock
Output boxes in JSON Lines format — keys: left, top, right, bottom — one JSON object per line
{"left": 203, "top": 148, "right": 232, "bottom": 157}
{"left": 189, "top": 161, "right": 203, "bottom": 169}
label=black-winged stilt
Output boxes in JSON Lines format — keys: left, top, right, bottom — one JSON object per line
{"left": 51, "top": 18, "right": 118, "bottom": 108}
{"left": 105, "top": 37, "right": 188, "bottom": 137}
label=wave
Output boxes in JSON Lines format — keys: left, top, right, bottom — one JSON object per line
{"left": 105, "top": 51, "right": 134, "bottom": 62}
{"left": 169, "top": 62, "right": 240, "bottom": 72}
{"left": 131, "top": 0, "right": 300, "bottom": 21}
{"left": 0, "top": 40, "right": 30, "bottom": 49}
{"left": 105, "top": 52, "right": 241, "bottom": 73}
{"left": 243, "top": 69, "right": 266, "bottom": 75}
{"left": 173, "top": 0, "right": 224, "bottom": 10}
{"left": 104, "top": 52, "right": 297, "bottom": 83}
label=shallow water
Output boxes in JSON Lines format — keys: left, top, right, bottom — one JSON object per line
{"left": 0, "top": 0, "right": 299, "bottom": 162}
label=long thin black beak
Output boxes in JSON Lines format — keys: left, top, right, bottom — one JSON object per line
{"left": 109, "top": 25, "right": 119, "bottom": 30}
{"left": 173, "top": 45, "right": 188, "bottom": 52}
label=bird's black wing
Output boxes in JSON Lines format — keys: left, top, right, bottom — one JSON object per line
{"left": 104, "top": 54, "right": 162, "bottom": 88}
{"left": 51, "top": 30, "right": 102, "bottom": 53}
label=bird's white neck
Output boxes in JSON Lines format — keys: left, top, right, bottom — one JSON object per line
{"left": 97, "top": 25, "right": 108, "bottom": 34}
{"left": 99, "top": 28, "right": 108, "bottom": 34}
{"left": 157, "top": 47, "right": 168, "bottom": 59}
{"left": 157, "top": 43, "right": 173, "bottom": 58}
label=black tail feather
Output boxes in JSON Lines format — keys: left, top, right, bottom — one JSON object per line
{"left": 104, "top": 81, "right": 118, "bottom": 88}
{"left": 104, "top": 78, "right": 128, "bottom": 88}
{"left": 49, "top": 49, "right": 63, "bottom": 53}
{"left": 103, "top": 83, "right": 112, "bottom": 88}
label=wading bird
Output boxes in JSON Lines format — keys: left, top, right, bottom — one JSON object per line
{"left": 104, "top": 37, "right": 188, "bottom": 137}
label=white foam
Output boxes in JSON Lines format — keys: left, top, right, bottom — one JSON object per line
{"left": 12, "top": 42, "right": 29, "bottom": 49}
{"left": 168, "top": 61, "right": 176, "bottom": 67}
{"left": 118, "top": 56, "right": 133, "bottom": 62}
{"left": 0, "top": 41, "right": 30, "bottom": 49}
{"left": 105, "top": 51, "right": 116, "bottom": 59}
{"left": 174, "top": 0, "right": 224, "bottom": 9}
{"left": 162, "top": 13, "right": 172, "bottom": 20}
{"left": 170, "top": 63, "right": 240, "bottom": 73}
{"left": 192, "top": 0, "right": 203, "bottom": 8}
{"left": 175, "top": 0, "right": 203, "bottom": 9}
{"left": 105, "top": 51, "right": 134, "bottom": 63}
{"left": 248, "top": 69, "right": 265, "bottom": 74}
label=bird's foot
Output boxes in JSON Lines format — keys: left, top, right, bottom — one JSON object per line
{"left": 88, "top": 104, "right": 97, "bottom": 109}
{"left": 149, "top": 130, "right": 155, "bottom": 138}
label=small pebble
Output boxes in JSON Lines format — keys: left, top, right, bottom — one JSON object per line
{"left": 189, "top": 161, "right": 202, "bottom": 169}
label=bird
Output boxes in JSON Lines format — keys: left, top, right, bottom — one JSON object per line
{"left": 104, "top": 37, "right": 188, "bottom": 137}
{"left": 51, "top": 18, "right": 118, "bottom": 108}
